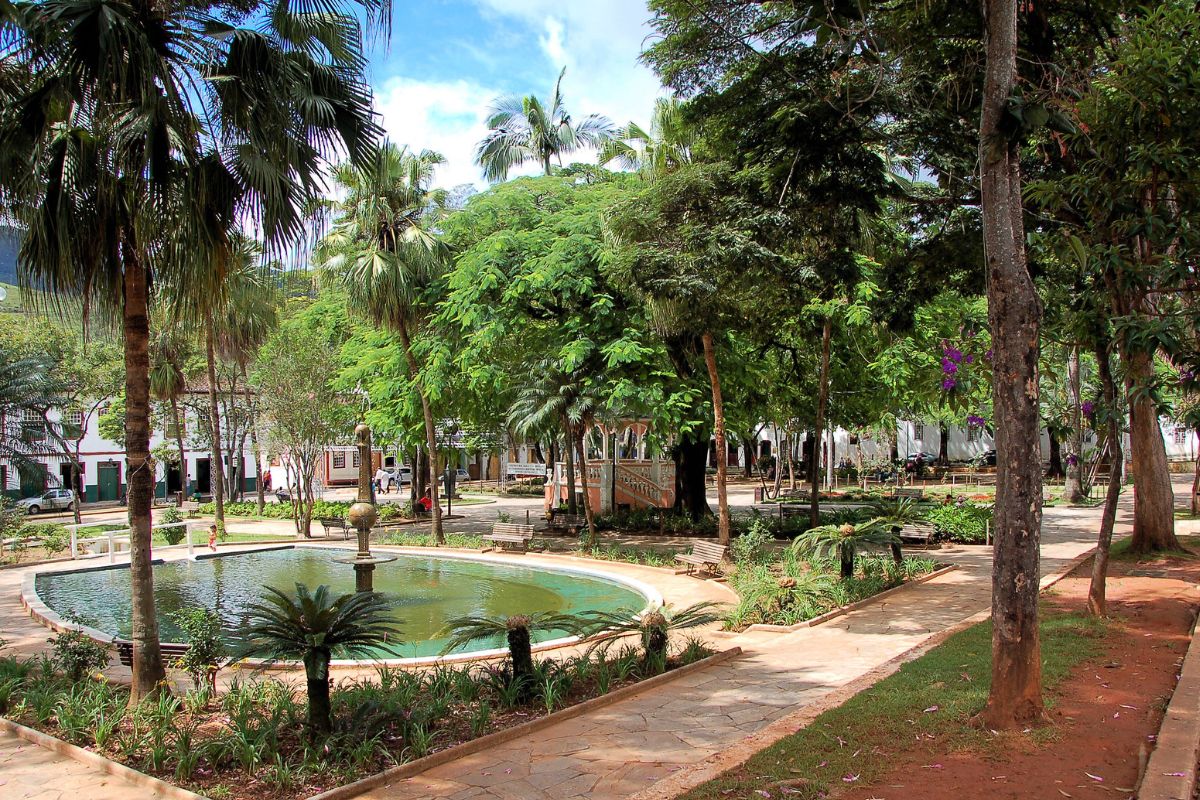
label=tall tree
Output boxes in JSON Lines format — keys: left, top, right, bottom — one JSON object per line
{"left": 148, "top": 324, "right": 194, "bottom": 506}
{"left": 319, "top": 144, "right": 450, "bottom": 544}
{"left": 475, "top": 68, "right": 614, "bottom": 181}
{"left": 978, "top": 0, "right": 1044, "bottom": 728}
{"left": 0, "top": 0, "right": 388, "bottom": 701}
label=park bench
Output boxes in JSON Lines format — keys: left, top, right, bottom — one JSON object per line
{"left": 777, "top": 502, "right": 809, "bottom": 522}
{"left": 547, "top": 509, "right": 586, "bottom": 535}
{"left": 482, "top": 522, "right": 538, "bottom": 553}
{"left": 675, "top": 540, "right": 728, "bottom": 576}
{"left": 317, "top": 517, "right": 350, "bottom": 540}
{"left": 897, "top": 521, "right": 938, "bottom": 545}
{"left": 115, "top": 639, "right": 189, "bottom": 668}
{"left": 892, "top": 488, "right": 925, "bottom": 501}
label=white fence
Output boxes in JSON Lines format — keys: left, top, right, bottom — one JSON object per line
{"left": 67, "top": 521, "right": 197, "bottom": 562}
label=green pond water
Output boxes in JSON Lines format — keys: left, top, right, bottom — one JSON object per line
{"left": 35, "top": 547, "right": 648, "bottom": 658}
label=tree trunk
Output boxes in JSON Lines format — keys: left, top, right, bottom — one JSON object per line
{"left": 575, "top": 427, "right": 598, "bottom": 547}
{"left": 169, "top": 396, "right": 187, "bottom": 507}
{"left": 71, "top": 447, "right": 82, "bottom": 525}
{"left": 672, "top": 434, "right": 711, "bottom": 520}
{"left": 1046, "top": 430, "right": 1063, "bottom": 479}
{"left": 241, "top": 364, "right": 265, "bottom": 515}
{"left": 563, "top": 420, "right": 578, "bottom": 515}
{"left": 742, "top": 438, "right": 755, "bottom": 479}
{"left": 1124, "top": 348, "right": 1179, "bottom": 552}
{"left": 938, "top": 421, "right": 950, "bottom": 465}
{"left": 397, "top": 320, "right": 443, "bottom": 545}
{"left": 978, "top": 0, "right": 1044, "bottom": 729}
{"left": 811, "top": 318, "right": 833, "bottom": 525}
{"left": 507, "top": 623, "right": 535, "bottom": 701}
{"left": 1063, "top": 346, "right": 1086, "bottom": 502}
{"left": 702, "top": 331, "right": 731, "bottom": 546}
{"left": 1088, "top": 340, "right": 1123, "bottom": 617}
{"left": 204, "top": 316, "right": 225, "bottom": 535}
{"left": 1192, "top": 428, "right": 1200, "bottom": 516}
{"left": 122, "top": 245, "right": 166, "bottom": 703}
{"left": 787, "top": 433, "right": 796, "bottom": 490}
{"left": 305, "top": 652, "right": 332, "bottom": 737}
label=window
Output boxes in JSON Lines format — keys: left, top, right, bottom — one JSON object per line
{"left": 1175, "top": 426, "right": 1190, "bottom": 445}
{"left": 165, "top": 416, "right": 185, "bottom": 439}
{"left": 913, "top": 424, "right": 924, "bottom": 441}
{"left": 22, "top": 409, "right": 46, "bottom": 441}
{"left": 63, "top": 410, "right": 84, "bottom": 429}
{"left": 967, "top": 426, "right": 980, "bottom": 443}
{"left": 332, "top": 451, "right": 345, "bottom": 469}
{"left": 352, "top": 451, "right": 361, "bottom": 468}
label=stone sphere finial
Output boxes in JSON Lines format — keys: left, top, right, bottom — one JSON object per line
{"left": 355, "top": 423, "right": 371, "bottom": 443}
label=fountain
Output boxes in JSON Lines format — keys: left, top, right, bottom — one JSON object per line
{"left": 333, "top": 423, "right": 396, "bottom": 592}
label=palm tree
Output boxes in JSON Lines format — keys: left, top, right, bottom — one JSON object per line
{"left": 0, "top": 0, "right": 389, "bottom": 702}
{"left": 318, "top": 144, "right": 450, "bottom": 543}
{"left": 241, "top": 583, "right": 401, "bottom": 736}
{"left": 475, "top": 68, "right": 615, "bottom": 181}
{"left": 439, "top": 612, "right": 586, "bottom": 700}
{"left": 600, "top": 97, "right": 697, "bottom": 178}
{"left": 0, "top": 346, "right": 66, "bottom": 474}
{"left": 792, "top": 520, "right": 902, "bottom": 579}
{"left": 580, "top": 602, "right": 722, "bottom": 669}
{"left": 148, "top": 325, "right": 193, "bottom": 506}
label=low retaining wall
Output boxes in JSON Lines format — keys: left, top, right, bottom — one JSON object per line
{"left": 1138, "top": 616, "right": 1200, "bottom": 800}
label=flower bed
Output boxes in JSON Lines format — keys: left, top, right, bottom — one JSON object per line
{"left": 0, "top": 640, "right": 714, "bottom": 800}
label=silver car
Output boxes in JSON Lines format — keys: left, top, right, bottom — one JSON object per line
{"left": 19, "top": 488, "right": 76, "bottom": 514}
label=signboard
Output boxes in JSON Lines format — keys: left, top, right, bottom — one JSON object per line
{"left": 506, "top": 462, "right": 547, "bottom": 477}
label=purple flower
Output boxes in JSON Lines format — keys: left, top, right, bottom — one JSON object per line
{"left": 1066, "top": 454, "right": 1079, "bottom": 467}
{"left": 966, "top": 414, "right": 986, "bottom": 427}
{"left": 1081, "top": 400, "right": 1095, "bottom": 417}
{"left": 941, "top": 344, "right": 963, "bottom": 363}
{"left": 942, "top": 359, "right": 958, "bottom": 375}
{"left": 985, "top": 348, "right": 994, "bottom": 361}
{"left": 942, "top": 377, "right": 957, "bottom": 391}
{"left": 964, "top": 354, "right": 975, "bottom": 364}
{"left": 1180, "top": 370, "right": 1195, "bottom": 384}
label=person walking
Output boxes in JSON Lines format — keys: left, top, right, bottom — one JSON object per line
{"left": 373, "top": 466, "right": 388, "bottom": 494}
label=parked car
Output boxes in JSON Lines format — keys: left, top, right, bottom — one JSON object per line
{"left": 972, "top": 449, "right": 997, "bottom": 467}
{"left": 454, "top": 468, "right": 470, "bottom": 481}
{"left": 18, "top": 489, "right": 76, "bottom": 514}
{"left": 389, "top": 466, "right": 412, "bottom": 486}
{"left": 905, "top": 451, "right": 937, "bottom": 466}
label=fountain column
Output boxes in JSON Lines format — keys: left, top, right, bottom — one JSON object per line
{"left": 335, "top": 423, "right": 396, "bottom": 592}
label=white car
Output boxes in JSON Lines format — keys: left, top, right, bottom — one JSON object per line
{"left": 389, "top": 466, "right": 412, "bottom": 486}
{"left": 19, "top": 489, "right": 76, "bottom": 514}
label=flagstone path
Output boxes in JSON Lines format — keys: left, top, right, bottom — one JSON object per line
{"left": 0, "top": 727, "right": 166, "bottom": 800}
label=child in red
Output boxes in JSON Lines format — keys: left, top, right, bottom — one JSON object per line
{"left": 208, "top": 524, "right": 218, "bottom": 552}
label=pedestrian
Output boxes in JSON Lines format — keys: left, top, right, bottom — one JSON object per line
{"left": 208, "top": 523, "right": 218, "bottom": 552}
{"left": 373, "top": 466, "right": 387, "bottom": 494}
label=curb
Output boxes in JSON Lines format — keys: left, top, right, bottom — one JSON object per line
{"left": 737, "top": 563, "right": 959, "bottom": 634}
{"left": 629, "top": 548, "right": 1099, "bottom": 800}
{"left": 0, "top": 717, "right": 209, "bottom": 800}
{"left": 305, "top": 646, "right": 744, "bottom": 800}
{"left": 1138, "top": 615, "right": 1200, "bottom": 800}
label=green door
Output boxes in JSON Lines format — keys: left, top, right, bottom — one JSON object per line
{"left": 18, "top": 463, "right": 43, "bottom": 498}
{"left": 97, "top": 463, "right": 120, "bottom": 502}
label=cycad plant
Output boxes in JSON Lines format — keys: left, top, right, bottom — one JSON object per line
{"left": 869, "top": 498, "right": 923, "bottom": 564}
{"left": 439, "top": 612, "right": 586, "bottom": 700}
{"left": 581, "top": 602, "right": 722, "bottom": 669}
{"left": 241, "top": 584, "right": 401, "bottom": 736}
{"left": 792, "top": 521, "right": 901, "bottom": 579}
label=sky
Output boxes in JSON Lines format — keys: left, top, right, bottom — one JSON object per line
{"left": 365, "top": 0, "right": 666, "bottom": 189}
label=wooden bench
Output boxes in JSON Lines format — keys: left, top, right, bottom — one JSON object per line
{"left": 675, "top": 541, "right": 728, "bottom": 576}
{"left": 892, "top": 488, "right": 925, "bottom": 501}
{"left": 547, "top": 510, "right": 586, "bottom": 535}
{"left": 778, "top": 502, "right": 809, "bottom": 522}
{"left": 482, "top": 522, "right": 538, "bottom": 553}
{"left": 115, "top": 639, "right": 190, "bottom": 667}
{"left": 897, "top": 521, "right": 938, "bottom": 544}
{"left": 317, "top": 517, "right": 350, "bottom": 540}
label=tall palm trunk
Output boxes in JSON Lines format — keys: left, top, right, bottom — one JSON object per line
{"left": 304, "top": 650, "right": 332, "bottom": 736}
{"left": 241, "top": 364, "right": 265, "bottom": 514}
{"left": 1123, "top": 347, "right": 1178, "bottom": 552}
{"left": 810, "top": 317, "right": 832, "bottom": 526}
{"left": 1063, "top": 346, "right": 1086, "bottom": 502}
{"left": 702, "top": 330, "right": 730, "bottom": 546}
{"left": 563, "top": 420, "right": 578, "bottom": 515}
{"left": 1088, "top": 339, "right": 1123, "bottom": 617}
{"left": 397, "top": 321, "right": 443, "bottom": 544}
{"left": 122, "top": 246, "right": 165, "bottom": 702}
{"left": 204, "top": 315, "right": 226, "bottom": 534}
{"left": 170, "top": 395, "right": 187, "bottom": 506}
{"left": 978, "top": 0, "right": 1044, "bottom": 729}
{"left": 575, "top": 426, "right": 597, "bottom": 547}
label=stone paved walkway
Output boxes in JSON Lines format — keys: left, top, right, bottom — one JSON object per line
{"left": 0, "top": 728, "right": 165, "bottom": 800}
{"left": 356, "top": 500, "right": 1137, "bottom": 800}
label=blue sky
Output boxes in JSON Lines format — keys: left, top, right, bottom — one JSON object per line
{"left": 364, "top": 0, "right": 665, "bottom": 188}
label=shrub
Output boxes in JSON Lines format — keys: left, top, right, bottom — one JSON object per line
{"left": 169, "top": 608, "right": 226, "bottom": 691}
{"left": 731, "top": 515, "right": 773, "bottom": 565}
{"left": 50, "top": 627, "right": 110, "bottom": 681}
{"left": 158, "top": 505, "right": 187, "bottom": 544}
{"left": 926, "top": 500, "right": 992, "bottom": 543}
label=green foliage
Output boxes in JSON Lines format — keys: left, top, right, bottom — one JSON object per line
{"left": 581, "top": 602, "right": 723, "bottom": 669}
{"left": 157, "top": 506, "right": 186, "bottom": 544}
{"left": 49, "top": 627, "right": 110, "bottom": 681}
{"left": 731, "top": 516, "right": 774, "bottom": 565}
{"left": 792, "top": 521, "right": 902, "bottom": 579}
{"left": 168, "top": 609, "right": 226, "bottom": 692}
{"left": 926, "top": 500, "right": 992, "bottom": 543}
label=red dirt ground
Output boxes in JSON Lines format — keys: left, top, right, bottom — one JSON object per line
{"left": 841, "top": 554, "right": 1200, "bottom": 800}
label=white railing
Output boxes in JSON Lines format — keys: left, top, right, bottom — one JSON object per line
{"left": 68, "top": 521, "right": 194, "bottom": 562}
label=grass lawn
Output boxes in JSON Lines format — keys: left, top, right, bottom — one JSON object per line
{"left": 680, "top": 612, "right": 1107, "bottom": 800}
{"left": 1108, "top": 533, "right": 1200, "bottom": 561}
